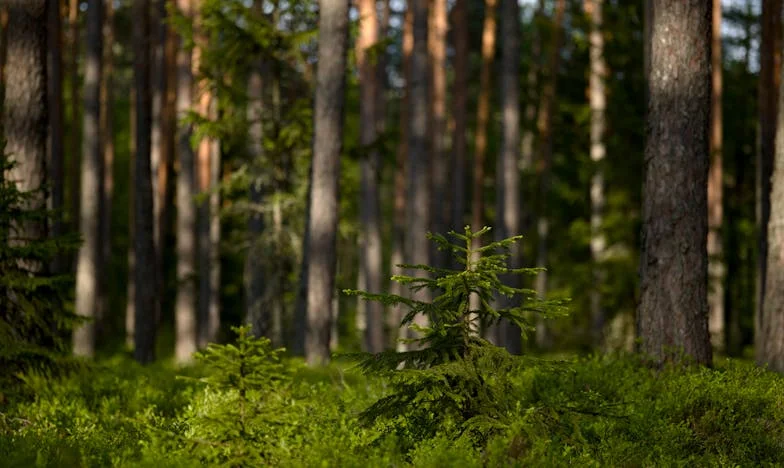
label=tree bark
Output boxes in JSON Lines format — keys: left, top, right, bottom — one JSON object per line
{"left": 520, "top": 0, "right": 544, "bottom": 173}
{"left": 357, "top": 0, "right": 384, "bottom": 353}
{"left": 534, "top": 0, "right": 565, "bottom": 349}
{"left": 388, "top": 4, "right": 412, "bottom": 351}
{"left": 406, "top": 0, "right": 430, "bottom": 340}
{"left": 708, "top": 0, "right": 724, "bottom": 352}
{"left": 97, "top": 0, "right": 114, "bottom": 343}
{"left": 47, "top": 0, "right": 65, "bottom": 275}
{"left": 429, "top": 0, "right": 448, "bottom": 269}
{"left": 126, "top": 87, "right": 137, "bottom": 348}
{"left": 757, "top": 0, "right": 782, "bottom": 347}
{"left": 4, "top": 0, "right": 48, "bottom": 261}
{"left": 300, "top": 0, "right": 349, "bottom": 365}
{"left": 451, "top": 0, "right": 468, "bottom": 233}
{"left": 638, "top": 0, "right": 712, "bottom": 366}
{"left": 133, "top": 0, "right": 157, "bottom": 364}
{"left": 587, "top": 0, "right": 607, "bottom": 346}
{"left": 68, "top": 0, "right": 80, "bottom": 244}
{"left": 74, "top": 0, "right": 103, "bottom": 358}
{"left": 175, "top": 0, "right": 198, "bottom": 363}
{"left": 492, "top": 0, "right": 521, "bottom": 352}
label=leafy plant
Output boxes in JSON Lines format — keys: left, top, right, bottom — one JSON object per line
{"left": 344, "top": 227, "right": 569, "bottom": 445}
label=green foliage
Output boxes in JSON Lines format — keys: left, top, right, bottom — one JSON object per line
{"left": 0, "top": 158, "right": 80, "bottom": 390}
{"left": 344, "top": 227, "right": 568, "bottom": 445}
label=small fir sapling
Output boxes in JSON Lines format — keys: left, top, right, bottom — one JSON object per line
{"left": 343, "top": 226, "right": 568, "bottom": 442}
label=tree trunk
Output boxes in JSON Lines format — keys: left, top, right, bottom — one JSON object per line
{"left": 357, "top": 0, "right": 384, "bottom": 353}
{"left": 388, "top": 4, "right": 412, "bottom": 351}
{"left": 175, "top": 0, "right": 197, "bottom": 363}
{"left": 534, "top": 0, "right": 565, "bottom": 349}
{"left": 98, "top": 0, "right": 114, "bottom": 343}
{"left": 68, "top": 0, "right": 80, "bottom": 244}
{"left": 492, "top": 0, "right": 521, "bottom": 352}
{"left": 638, "top": 0, "right": 712, "bottom": 366}
{"left": 208, "top": 110, "right": 221, "bottom": 344}
{"left": 707, "top": 0, "right": 724, "bottom": 352}
{"left": 451, "top": 0, "right": 468, "bottom": 233}
{"left": 74, "top": 0, "right": 103, "bottom": 358}
{"left": 429, "top": 0, "right": 448, "bottom": 269}
{"left": 126, "top": 88, "right": 137, "bottom": 348}
{"left": 301, "top": 0, "right": 349, "bottom": 365}
{"left": 520, "top": 0, "right": 544, "bottom": 173}
{"left": 4, "top": 0, "right": 48, "bottom": 260}
{"left": 133, "top": 0, "right": 156, "bottom": 364}
{"left": 757, "top": 0, "right": 782, "bottom": 347}
{"left": 0, "top": 7, "right": 8, "bottom": 123}
{"left": 48, "top": 0, "right": 65, "bottom": 275}
{"left": 587, "top": 0, "right": 607, "bottom": 346}
{"left": 406, "top": 0, "right": 430, "bottom": 340}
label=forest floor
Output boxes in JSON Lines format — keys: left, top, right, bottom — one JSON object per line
{"left": 2, "top": 348, "right": 784, "bottom": 467}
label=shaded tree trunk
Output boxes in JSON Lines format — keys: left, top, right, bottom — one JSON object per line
{"left": 48, "top": 0, "right": 65, "bottom": 275}
{"left": 520, "top": 0, "right": 544, "bottom": 173}
{"left": 68, "top": 0, "right": 80, "bottom": 243}
{"left": 587, "top": 0, "right": 607, "bottom": 345}
{"left": 74, "top": 0, "right": 103, "bottom": 358}
{"left": 4, "top": 0, "right": 48, "bottom": 259}
{"left": 388, "top": 5, "right": 412, "bottom": 351}
{"left": 357, "top": 0, "right": 384, "bottom": 353}
{"left": 708, "top": 0, "right": 724, "bottom": 352}
{"left": 534, "top": 0, "right": 565, "bottom": 349}
{"left": 451, "top": 0, "right": 468, "bottom": 233}
{"left": 126, "top": 88, "right": 137, "bottom": 348}
{"left": 175, "top": 0, "right": 198, "bottom": 363}
{"left": 492, "top": 0, "right": 521, "bottom": 352}
{"left": 429, "top": 0, "right": 447, "bottom": 268}
{"left": 638, "top": 0, "right": 712, "bottom": 366}
{"left": 757, "top": 0, "right": 782, "bottom": 346}
{"left": 134, "top": 0, "right": 156, "bottom": 364}
{"left": 299, "top": 0, "right": 349, "bottom": 365}
{"left": 406, "top": 0, "right": 430, "bottom": 339}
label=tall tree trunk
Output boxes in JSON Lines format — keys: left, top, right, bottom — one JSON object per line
{"left": 638, "top": 0, "right": 712, "bottom": 366}
{"left": 520, "top": 0, "right": 544, "bottom": 173}
{"left": 429, "top": 0, "right": 447, "bottom": 268}
{"left": 175, "top": 0, "right": 197, "bottom": 363}
{"left": 492, "top": 0, "right": 521, "bottom": 352}
{"left": 756, "top": 0, "right": 782, "bottom": 348}
{"left": 406, "top": 0, "right": 430, "bottom": 340}
{"left": 48, "top": 0, "right": 65, "bottom": 274}
{"left": 74, "top": 0, "right": 103, "bottom": 358}
{"left": 587, "top": 0, "right": 607, "bottom": 346}
{"left": 134, "top": 0, "right": 157, "bottom": 364}
{"left": 68, "top": 0, "right": 80, "bottom": 242}
{"left": 300, "top": 0, "right": 349, "bottom": 365}
{"left": 451, "top": 0, "right": 468, "bottom": 233}
{"left": 0, "top": 7, "right": 8, "bottom": 122}
{"left": 388, "top": 5, "right": 412, "bottom": 351}
{"left": 208, "top": 108, "right": 221, "bottom": 344}
{"left": 708, "top": 0, "right": 724, "bottom": 352}
{"left": 4, "top": 0, "right": 48, "bottom": 260}
{"left": 357, "top": 0, "right": 384, "bottom": 353}
{"left": 126, "top": 88, "right": 137, "bottom": 348}
{"left": 97, "top": 0, "right": 114, "bottom": 342}
{"left": 534, "top": 0, "right": 565, "bottom": 348}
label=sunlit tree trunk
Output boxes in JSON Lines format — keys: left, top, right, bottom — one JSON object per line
{"left": 4, "top": 0, "right": 47, "bottom": 264}
{"left": 357, "top": 0, "right": 384, "bottom": 353}
{"left": 134, "top": 0, "right": 157, "bottom": 364}
{"left": 299, "top": 0, "right": 349, "bottom": 365}
{"left": 208, "top": 108, "right": 221, "bottom": 344}
{"left": 586, "top": 0, "right": 607, "bottom": 346}
{"left": 388, "top": 5, "right": 412, "bottom": 351}
{"left": 48, "top": 0, "right": 65, "bottom": 275}
{"left": 429, "top": 0, "right": 447, "bottom": 269}
{"left": 708, "top": 0, "right": 724, "bottom": 352}
{"left": 638, "top": 0, "right": 712, "bottom": 366}
{"left": 534, "top": 0, "right": 565, "bottom": 349}
{"left": 492, "top": 0, "right": 521, "bottom": 352}
{"left": 756, "top": 0, "right": 782, "bottom": 348}
{"left": 175, "top": 0, "right": 198, "bottom": 363}
{"left": 451, "top": 0, "right": 467, "bottom": 233}
{"left": 74, "top": 0, "right": 103, "bottom": 358}
{"left": 406, "top": 0, "right": 430, "bottom": 341}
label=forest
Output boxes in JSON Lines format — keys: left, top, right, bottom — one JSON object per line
{"left": 3, "top": 0, "right": 784, "bottom": 465}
